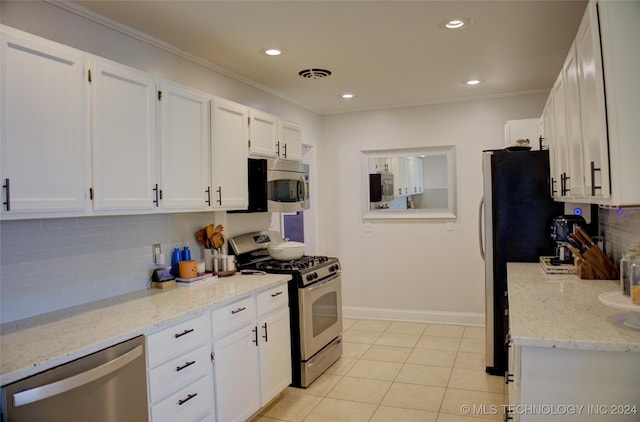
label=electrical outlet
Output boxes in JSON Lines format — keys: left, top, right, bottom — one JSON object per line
{"left": 152, "top": 244, "right": 162, "bottom": 264}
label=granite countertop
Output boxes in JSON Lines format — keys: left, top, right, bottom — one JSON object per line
{"left": 0, "top": 273, "right": 291, "bottom": 386}
{"left": 508, "top": 263, "right": 640, "bottom": 352}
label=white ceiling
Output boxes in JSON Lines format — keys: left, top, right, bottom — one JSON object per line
{"left": 69, "top": 0, "right": 588, "bottom": 115}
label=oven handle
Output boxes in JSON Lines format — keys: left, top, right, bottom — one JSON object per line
{"left": 307, "top": 338, "right": 342, "bottom": 368}
{"left": 305, "top": 273, "right": 340, "bottom": 292}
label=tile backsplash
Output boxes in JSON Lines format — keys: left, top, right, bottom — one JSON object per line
{"left": 600, "top": 207, "right": 640, "bottom": 260}
{"left": 0, "top": 213, "right": 225, "bottom": 323}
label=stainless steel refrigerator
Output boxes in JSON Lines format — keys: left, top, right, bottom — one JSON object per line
{"left": 480, "top": 149, "right": 563, "bottom": 375}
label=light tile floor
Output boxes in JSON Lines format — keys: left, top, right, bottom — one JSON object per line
{"left": 251, "top": 318, "right": 507, "bottom": 422}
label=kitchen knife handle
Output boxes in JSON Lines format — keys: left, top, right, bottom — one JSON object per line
{"left": 2, "top": 178, "right": 9, "bottom": 211}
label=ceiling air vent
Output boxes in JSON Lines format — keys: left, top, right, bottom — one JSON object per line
{"left": 298, "top": 68, "right": 332, "bottom": 79}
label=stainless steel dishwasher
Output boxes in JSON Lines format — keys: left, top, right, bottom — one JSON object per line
{"left": 2, "top": 335, "right": 148, "bottom": 422}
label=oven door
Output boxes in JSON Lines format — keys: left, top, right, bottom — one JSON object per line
{"left": 298, "top": 273, "right": 342, "bottom": 361}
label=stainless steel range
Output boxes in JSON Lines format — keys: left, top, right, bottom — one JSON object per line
{"left": 229, "top": 231, "right": 343, "bottom": 388}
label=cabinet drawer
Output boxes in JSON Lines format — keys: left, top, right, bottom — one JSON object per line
{"left": 147, "top": 314, "right": 210, "bottom": 367}
{"left": 150, "top": 375, "right": 214, "bottom": 422}
{"left": 211, "top": 296, "right": 255, "bottom": 340}
{"left": 256, "top": 283, "right": 289, "bottom": 317}
{"left": 148, "top": 345, "right": 211, "bottom": 403}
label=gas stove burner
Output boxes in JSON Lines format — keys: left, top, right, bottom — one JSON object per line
{"left": 255, "top": 256, "right": 331, "bottom": 272}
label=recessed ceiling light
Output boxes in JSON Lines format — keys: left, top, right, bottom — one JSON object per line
{"left": 262, "top": 48, "right": 284, "bottom": 56}
{"left": 466, "top": 79, "right": 481, "bottom": 86}
{"left": 443, "top": 17, "right": 472, "bottom": 29}
{"left": 341, "top": 93, "right": 354, "bottom": 99}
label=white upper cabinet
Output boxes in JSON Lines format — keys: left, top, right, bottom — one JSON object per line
{"left": 590, "top": 0, "right": 639, "bottom": 206}
{"left": 159, "top": 81, "right": 211, "bottom": 211}
{"left": 90, "top": 57, "right": 159, "bottom": 211}
{"left": 561, "top": 42, "right": 585, "bottom": 198}
{"left": 1, "top": 28, "right": 89, "bottom": 217}
{"left": 248, "top": 109, "right": 278, "bottom": 158}
{"left": 551, "top": 68, "right": 572, "bottom": 199}
{"left": 544, "top": 0, "right": 640, "bottom": 206}
{"left": 211, "top": 98, "right": 249, "bottom": 210}
{"left": 540, "top": 94, "right": 561, "bottom": 199}
{"left": 278, "top": 120, "right": 302, "bottom": 161}
{"left": 576, "top": 1, "right": 610, "bottom": 200}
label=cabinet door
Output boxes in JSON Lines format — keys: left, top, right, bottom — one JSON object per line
{"left": 551, "top": 75, "right": 571, "bottom": 200}
{"left": 249, "top": 109, "right": 278, "bottom": 158}
{"left": 278, "top": 120, "right": 302, "bottom": 161}
{"left": 541, "top": 93, "right": 562, "bottom": 199}
{"left": 562, "top": 43, "right": 585, "bottom": 198}
{"left": 90, "top": 58, "right": 158, "bottom": 211}
{"left": 159, "top": 81, "right": 211, "bottom": 210}
{"left": 258, "top": 308, "right": 292, "bottom": 406}
{"left": 211, "top": 98, "right": 248, "bottom": 210}
{"left": 1, "top": 30, "right": 88, "bottom": 216}
{"left": 576, "top": 1, "right": 610, "bottom": 200}
{"left": 212, "top": 327, "right": 260, "bottom": 422}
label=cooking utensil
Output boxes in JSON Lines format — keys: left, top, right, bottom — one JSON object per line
{"left": 268, "top": 240, "right": 305, "bottom": 260}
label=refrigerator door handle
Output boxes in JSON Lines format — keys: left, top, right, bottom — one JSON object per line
{"left": 479, "top": 196, "right": 485, "bottom": 260}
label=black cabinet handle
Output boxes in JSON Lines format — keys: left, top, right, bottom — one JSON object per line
{"left": 174, "top": 328, "right": 194, "bottom": 339}
{"left": 590, "top": 161, "right": 602, "bottom": 196}
{"left": 551, "top": 177, "right": 557, "bottom": 196}
{"left": 505, "top": 373, "right": 514, "bottom": 384}
{"left": 283, "top": 143, "right": 287, "bottom": 158}
{"left": 262, "top": 322, "right": 268, "bottom": 342}
{"left": 2, "top": 178, "right": 9, "bottom": 211}
{"left": 216, "top": 186, "right": 222, "bottom": 206}
{"left": 252, "top": 326, "right": 258, "bottom": 346}
{"left": 152, "top": 184, "right": 160, "bottom": 207}
{"left": 231, "top": 307, "right": 246, "bottom": 315}
{"left": 176, "top": 360, "right": 196, "bottom": 372}
{"left": 271, "top": 291, "right": 283, "bottom": 298}
{"left": 178, "top": 392, "right": 198, "bottom": 406}
{"left": 276, "top": 141, "right": 280, "bottom": 157}
{"left": 205, "top": 186, "right": 211, "bottom": 206}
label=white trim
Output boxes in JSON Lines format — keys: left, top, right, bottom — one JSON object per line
{"left": 343, "top": 306, "right": 484, "bottom": 327}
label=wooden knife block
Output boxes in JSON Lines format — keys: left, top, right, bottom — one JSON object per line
{"left": 575, "top": 254, "right": 618, "bottom": 280}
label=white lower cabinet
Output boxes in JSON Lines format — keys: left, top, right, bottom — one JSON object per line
{"left": 212, "top": 321, "right": 261, "bottom": 422}
{"left": 507, "top": 343, "right": 640, "bottom": 422}
{"left": 147, "top": 314, "right": 215, "bottom": 422}
{"left": 212, "top": 283, "right": 291, "bottom": 422}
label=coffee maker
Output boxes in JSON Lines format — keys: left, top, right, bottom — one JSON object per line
{"left": 550, "top": 215, "right": 586, "bottom": 265}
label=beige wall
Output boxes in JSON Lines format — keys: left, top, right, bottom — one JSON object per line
{"left": 319, "top": 95, "right": 547, "bottom": 324}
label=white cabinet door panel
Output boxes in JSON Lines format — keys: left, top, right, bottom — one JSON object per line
{"left": 1, "top": 30, "right": 88, "bottom": 215}
{"left": 249, "top": 109, "right": 278, "bottom": 158}
{"left": 160, "top": 81, "right": 210, "bottom": 210}
{"left": 278, "top": 120, "right": 302, "bottom": 161}
{"left": 212, "top": 326, "right": 260, "bottom": 422}
{"left": 576, "top": 1, "right": 610, "bottom": 200}
{"left": 91, "top": 58, "right": 158, "bottom": 211}
{"left": 211, "top": 98, "right": 248, "bottom": 210}
{"left": 258, "top": 308, "right": 291, "bottom": 406}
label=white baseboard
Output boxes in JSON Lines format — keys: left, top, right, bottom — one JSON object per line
{"left": 343, "top": 306, "right": 485, "bottom": 327}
